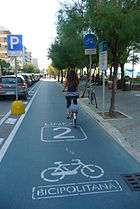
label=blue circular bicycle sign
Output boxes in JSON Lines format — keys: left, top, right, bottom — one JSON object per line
{"left": 84, "top": 34, "right": 97, "bottom": 49}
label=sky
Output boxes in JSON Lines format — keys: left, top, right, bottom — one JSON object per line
{"left": 1, "top": 0, "right": 139, "bottom": 73}
{"left": 0, "top": 0, "right": 61, "bottom": 70}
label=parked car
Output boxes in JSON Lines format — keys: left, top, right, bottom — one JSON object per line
{"left": 21, "top": 74, "right": 32, "bottom": 87}
{"left": 28, "top": 74, "right": 35, "bottom": 85}
{"left": 0, "top": 75, "right": 28, "bottom": 100}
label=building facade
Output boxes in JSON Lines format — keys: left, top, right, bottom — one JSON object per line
{"left": 0, "top": 26, "right": 11, "bottom": 63}
{"left": 32, "top": 58, "right": 38, "bottom": 68}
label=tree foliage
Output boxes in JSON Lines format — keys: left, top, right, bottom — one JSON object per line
{"left": 0, "top": 59, "right": 10, "bottom": 74}
{"left": 22, "top": 64, "right": 40, "bottom": 73}
{"left": 47, "top": 0, "right": 140, "bottom": 115}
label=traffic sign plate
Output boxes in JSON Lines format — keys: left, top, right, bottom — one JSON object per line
{"left": 85, "top": 48, "right": 96, "bottom": 55}
{"left": 7, "top": 35, "right": 23, "bottom": 57}
{"left": 84, "top": 34, "right": 97, "bottom": 49}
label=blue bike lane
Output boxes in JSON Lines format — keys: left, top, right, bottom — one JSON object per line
{"left": 0, "top": 80, "right": 140, "bottom": 209}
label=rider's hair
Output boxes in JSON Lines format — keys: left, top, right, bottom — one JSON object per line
{"left": 67, "top": 70, "right": 79, "bottom": 87}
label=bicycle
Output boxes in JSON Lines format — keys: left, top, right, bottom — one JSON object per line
{"left": 87, "top": 82, "right": 97, "bottom": 108}
{"left": 41, "top": 159, "right": 104, "bottom": 182}
{"left": 69, "top": 99, "right": 78, "bottom": 128}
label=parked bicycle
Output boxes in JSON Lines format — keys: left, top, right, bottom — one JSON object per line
{"left": 41, "top": 159, "right": 104, "bottom": 182}
{"left": 87, "top": 82, "right": 97, "bottom": 108}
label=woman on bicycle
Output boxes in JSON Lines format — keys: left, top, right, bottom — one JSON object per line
{"left": 62, "top": 70, "right": 79, "bottom": 119}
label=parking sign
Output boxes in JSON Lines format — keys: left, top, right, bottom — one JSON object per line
{"left": 7, "top": 35, "right": 23, "bottom": 56}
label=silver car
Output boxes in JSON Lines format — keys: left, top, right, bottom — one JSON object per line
{"left": 0, "top": 75, "right": 28, "bottom": 100}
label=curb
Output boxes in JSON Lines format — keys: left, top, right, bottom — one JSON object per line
{"left": 79, "top": 98, "right": 140, "bottom": 163}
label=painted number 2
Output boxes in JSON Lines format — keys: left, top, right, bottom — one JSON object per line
{"left": 53, "top": 127, "right": 75, "bottom": 139}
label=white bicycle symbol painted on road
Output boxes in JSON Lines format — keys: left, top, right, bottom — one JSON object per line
{"left": 41, "top": 159, "right": 104, "bottom": 182}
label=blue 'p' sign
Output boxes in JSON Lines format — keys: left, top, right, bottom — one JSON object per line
{"left": 7, "top": 35, "right": 23, "bottom": 51}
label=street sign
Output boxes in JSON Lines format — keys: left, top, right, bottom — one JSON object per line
{"left": 85, "top": 48, "right": 96, "bottom": 55}
{"left": 7, "top": 35, "right": 23, "bottom": 57}
{"left": 99, "top": 41, "right": 107, "bottom": 52}
{"left": 99, "top": 51, "right": 107, "bottom": 71}
{"left": 99, "top": 41, "right": 108, "bottom": 71}
{"left": 84, "top": 34, "right": 97, "bottom": 49}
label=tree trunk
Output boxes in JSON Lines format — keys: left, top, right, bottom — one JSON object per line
{"left": 57, "top": 71, "right": 60, "bottom": 82}
{"left": 109, "top": 66, "right": 113, "bottom": 80}
{"left": 81, "top": 67, "right": 89, "bottom": 98}
{"left": 81, "top": 76, "right": 89, "bottom": 98}
{"left": 80, "top": 68, "right": 83, "bottom": 79}
{"left": 61, "top": 69, "right": 63, "bottom": 83}
{"left": 109, "top": 56, "right": 119, "bottom": 116}
{"left": 120, "top": 63, "right": 125, "bottom": 91}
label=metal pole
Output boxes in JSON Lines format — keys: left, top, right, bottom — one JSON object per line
{"left": 132, "top": 50, "right": 134, "bottom": 88}
{"left": 102, "top": 51, "right": 107, "bottom": 118}
{"left": 102, "top": 70, "right": 105, "bottom": 118}
{"left": 89, "top": 54, "right": 92, "bottom": 103}
{"left": 15, "top": 57, "right": 18, "bottom": 100}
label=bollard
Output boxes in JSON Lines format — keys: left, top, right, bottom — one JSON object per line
{"left": 11, "top": 100, "right": 25, "bottom": 115}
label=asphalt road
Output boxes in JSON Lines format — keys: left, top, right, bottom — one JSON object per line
{"left": 0, "top": 79, "right": 140, "bottom": 209}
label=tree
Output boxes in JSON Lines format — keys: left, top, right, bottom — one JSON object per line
{"left": 48, "top": 0, "right": 89, "bottom": 76}
{"left": 22, "top": 64, "right": 39, "bottom": 73}
{"left": 48, "top": 39, "right": 68, "bottom": 83}
{"left": 47, "top": 64, "right": 58, "bottom": 79}
{"left": 84, "top": 0, "right": 140, "bottom": 116}
{"left": 0, "top": 59, "right": 10, "bottom": 74}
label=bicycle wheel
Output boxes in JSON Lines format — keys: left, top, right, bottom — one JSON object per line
{"left": 41, "top": 167, "right": 64, "bottom": 182}
{"left": 81, "top": 164, "right": 104, "bottom": 179}
{"left": 73, "top": 112, "right": 77, "bottom": 128}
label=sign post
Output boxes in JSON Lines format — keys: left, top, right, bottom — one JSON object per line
{"left": 7, "top": 34, "right": 23, "bottom": 100}
{"left": 99, "top": 41, "right": 108, "bottom": 117}
{"left": 84, "top": 34, "right": 97, "bottom": 104}
{"left": 7, "top": 34, "right": 25, "bottom": 115}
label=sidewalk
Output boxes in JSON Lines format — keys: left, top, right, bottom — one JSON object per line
{"left": 78, "top": 81, "right": 140, "bottom": 163}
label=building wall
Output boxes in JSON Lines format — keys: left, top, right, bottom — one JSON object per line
{"left": 0, "top": 26, "right": 11, "bottom": 63}
{"left": 32, "top": 58, "right": 38, "bottom": 68}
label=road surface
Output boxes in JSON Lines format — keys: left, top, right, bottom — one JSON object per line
{"left": 0, "top": 79, "right": 140, "bottom": 209}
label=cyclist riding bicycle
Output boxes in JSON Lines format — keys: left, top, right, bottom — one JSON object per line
{"left": 62, "top": 70, "right": 79, "bottom": 119}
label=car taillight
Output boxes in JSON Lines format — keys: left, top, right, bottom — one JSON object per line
{"left": 0, "top": 84, "right": 4, "bottom": 89}
{"left": 18, "top": 84, "right": 25, "bottom": 88}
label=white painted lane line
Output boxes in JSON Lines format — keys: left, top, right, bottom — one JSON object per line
{"left": 5, "top": 118, "right": 17, "bottom": 125}
{"left": 0, "top": 111, "right": 11, "bottom": 126}
{"left": 0, "top": 138, "right": 4, "bottom": 145}
{"left": 0, "top": 83, "right": 42, "bottom": 163}
{"left": 23, "top": 102, "right": 28, "bottom": 105}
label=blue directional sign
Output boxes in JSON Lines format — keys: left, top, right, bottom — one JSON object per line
{"left": 84, "top": 34, "right": 97, "bottom": 49}
{"left": 7, "top": 35, "right": 23, "bottom": 56}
